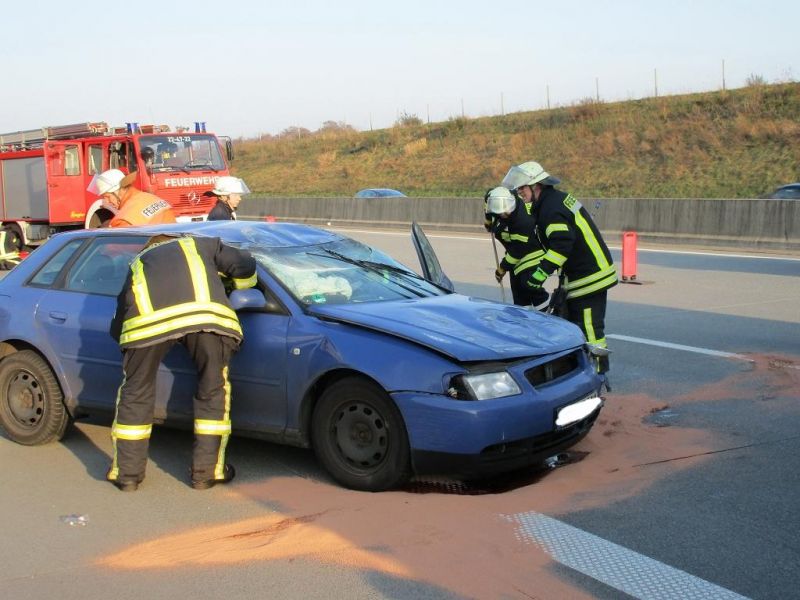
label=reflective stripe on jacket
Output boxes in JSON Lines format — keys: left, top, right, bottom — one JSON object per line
{"left": 533, "top": 187, "right": 617, "bottom": 299}
{"left": 111, "top": 236, "right": 257, "bottom": 349}
{"left": 491, "top": 199, "right": 546, "bottom": 277}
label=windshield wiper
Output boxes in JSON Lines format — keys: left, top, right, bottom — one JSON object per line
{"left": 184, "top": 161, "right": 219, "bottom": 172}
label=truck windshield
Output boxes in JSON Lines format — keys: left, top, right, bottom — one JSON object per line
{"left": 139, "top": 134, "right": 226, "bottom": 172}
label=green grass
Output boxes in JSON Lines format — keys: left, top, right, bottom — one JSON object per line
{"left": 232, "top": 82, "right": 800, "bottom": 198}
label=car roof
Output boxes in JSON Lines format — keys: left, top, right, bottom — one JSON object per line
{"left": 54, "top": 221, "right": 345, "bottom": 249}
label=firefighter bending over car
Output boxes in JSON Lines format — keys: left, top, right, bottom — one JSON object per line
{"left": 502, "top": 162, "right": 617, "bottom": 376}
{"left": 87, "top": 168, "right": 177, "bottom": 227}
{"left": 107, "top": 234, "right": 257, "bottom": 491}
{"left": 484, "top": 186, "right": 549, "bottom": 310}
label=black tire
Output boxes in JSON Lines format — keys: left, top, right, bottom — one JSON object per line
{"left": 0, "top": 350, "right": 69, "bottom": 445}
{"left": 1, "top": 224, "right": 22, "bottom": 254}
{"left": 88, "top": 211, "right": 112, "bottom": 229}
{"left": 312, "top": 378, "right": 410, "bottom": 491}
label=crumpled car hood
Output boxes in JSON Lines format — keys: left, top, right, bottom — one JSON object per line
{"left": 307, "top": 294, "right": 585, "bottom": 362}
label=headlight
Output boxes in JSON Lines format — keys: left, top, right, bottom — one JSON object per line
{"left": 448, "top": 372, "right": 521, "bottom": 401}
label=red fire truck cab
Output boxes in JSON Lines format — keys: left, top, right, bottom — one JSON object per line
{"left": 0, "top": 121, "right": 233, "bottom": 255}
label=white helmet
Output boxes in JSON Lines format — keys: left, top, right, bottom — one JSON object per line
{"left": 212, "top": 176, "right": 251, "bottom": 196}
{"left": 486, "top": 186, "right": 516, "bottom": 215}
{"left": 87, "top": 169, "right": 126, "bottom": 195}
{"left": 502, "top": 161, "right": 561, "bottom": 190}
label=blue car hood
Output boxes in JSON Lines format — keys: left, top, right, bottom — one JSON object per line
{"left": 308, "top": 294, "right": 584, "bottom": 362}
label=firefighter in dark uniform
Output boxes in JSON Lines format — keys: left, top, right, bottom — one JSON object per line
{"left": 207, "top": 176, "right": 251, "bottom": 221}
{"left": 502, "top": 162, "right": 617, "bottom": 374}
{"left": 483, "top": 187, "right": 549, "bottom": 309}
{"left": 108, "top": 234, "right": 257, "bottom": 491}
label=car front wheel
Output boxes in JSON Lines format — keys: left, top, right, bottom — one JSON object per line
{"left": 0, "top": 350, "right": 69, "bottom": 445}
{"left": 312, "top": 378, "right": 410, "bottom": 491}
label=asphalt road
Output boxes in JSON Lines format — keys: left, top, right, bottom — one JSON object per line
{"left": 1, "top": 229, "right": 798, "bottom": 600}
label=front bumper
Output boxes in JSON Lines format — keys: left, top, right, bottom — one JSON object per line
{"left": 391, "top": 351, "right": 603, "bottom": 478}
{"left": 410, "top": 407, "right": 601, "bottom": 478}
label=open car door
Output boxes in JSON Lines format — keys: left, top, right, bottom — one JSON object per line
{"left": 411, "top": 221, "right": 454, "bottom": 292}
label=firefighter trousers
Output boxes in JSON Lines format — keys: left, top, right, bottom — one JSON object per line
{"left": 108, "top": 332, "right": 238, "bottom": 485}
{"left": 566, "top": 291, "right": 609, "bottom": 373}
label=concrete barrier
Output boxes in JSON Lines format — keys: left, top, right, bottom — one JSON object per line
{"left": 239, "top": 196, "right": 800, "bottom": 253}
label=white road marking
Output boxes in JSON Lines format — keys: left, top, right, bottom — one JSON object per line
{"left": 505, "top": 511, "right": 751, "bottom": 600}
{"left": 606, "top": 334, "right": 752, "bottom": 361}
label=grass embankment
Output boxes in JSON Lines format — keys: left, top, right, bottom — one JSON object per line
{"left": 233, "top": 83, "right": 800, "bottom": 199}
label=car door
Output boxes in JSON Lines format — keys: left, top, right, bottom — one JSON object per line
{"left": 134, "top": 277, "right": 291, "bottom": 435}
{"left": 34, "top": 235, "right": 147, "bottom": 410}
{"left": 411, "top": 221, "right": 454, "bottom": 291}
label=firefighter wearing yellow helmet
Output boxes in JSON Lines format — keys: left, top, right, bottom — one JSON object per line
{"left": 502, "top": 162, "right": 617, "bottom": 374}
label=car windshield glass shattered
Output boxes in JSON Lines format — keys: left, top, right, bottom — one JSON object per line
{"left": 248, "top": 238, "right": 446, "bottom": 305}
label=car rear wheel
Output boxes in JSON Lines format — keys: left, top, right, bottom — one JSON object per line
{"left": 0, "top": 350, "right": 69, "bottom": 445}
{"left": 312, "top": 378, "right": 410, "bottom": 491}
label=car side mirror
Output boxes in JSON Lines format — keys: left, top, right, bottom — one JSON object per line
{"left": 229, "top": 288, "right": 267, "bottom": 311}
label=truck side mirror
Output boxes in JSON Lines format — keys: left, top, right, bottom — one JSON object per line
{"left": 225, "top": 138, "right": 234, "bottom": 162}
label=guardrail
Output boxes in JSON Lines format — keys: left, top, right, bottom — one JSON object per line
{"left": 239, "top": 196, "right": 800, "bottom": 253}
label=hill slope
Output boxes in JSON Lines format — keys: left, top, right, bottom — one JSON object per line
{"left": 233, "top": 83, "right": 800, "bottom": 199}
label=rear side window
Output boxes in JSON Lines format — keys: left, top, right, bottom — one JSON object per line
{"left": 28, "top": 239, "right": 86, "bottom": 287}
{"left": 65, "top": 236, "right": 146, "bottom": 296}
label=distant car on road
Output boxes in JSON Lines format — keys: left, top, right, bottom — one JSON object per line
{"left": 767, "top": 183, "right": 800, "bottom": 199}
{"left": 0, "top": 221, "right": 604, "bottom": 491}
{"left": 354, "top": 188, "right": 407, "bottom": 198}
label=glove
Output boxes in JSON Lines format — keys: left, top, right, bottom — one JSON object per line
{"left": 483, "top": 214, "right": 494, "bottom": 232}
{"left": 494, "top": 267, "right": 506, "bottom": 283}
{"left": 526, "top": 266, "right": 549, "bottom": 289}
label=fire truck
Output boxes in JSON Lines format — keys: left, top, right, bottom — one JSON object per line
{"left": 0, "top": 121, "right": 234, "bottom": 256}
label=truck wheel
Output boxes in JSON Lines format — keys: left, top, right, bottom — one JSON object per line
{"left": 312, "top": 378, "right": 410, "bottom": 491}
{"left": 88, "top": 211, "right": 112, "bottom": 229}
{"left": 0, "top": 350, "right": 69, "bottom": 445}
{"left": 1, "top": 225, "right": 22, "bottom": 254}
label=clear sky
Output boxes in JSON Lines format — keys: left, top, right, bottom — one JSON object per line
{"left": 2, "top": 0, "right": 797, "bottom": 139}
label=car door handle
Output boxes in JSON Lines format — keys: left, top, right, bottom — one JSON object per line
{"left": 49, "top": 311, "right": 68, "bottom": 322}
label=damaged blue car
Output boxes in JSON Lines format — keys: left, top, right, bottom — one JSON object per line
{"left": 0, "top": 221, "right": 603, "bottom": 491}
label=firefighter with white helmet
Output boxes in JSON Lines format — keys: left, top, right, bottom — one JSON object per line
{"left": 483, "top": 186, "right": 548, "bottom": 310}
{"left": 502, "top": 161, "right": 616, "bottom": 375}
{"left": 87, "top": 169, "right": 177, "bottom": 227}
{"left": 207, "top": 176, "right": 251, "bottom": 221}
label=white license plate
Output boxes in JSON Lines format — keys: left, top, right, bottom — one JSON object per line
{"left": 556, "top": 396, "right": 603, "bottom": 427}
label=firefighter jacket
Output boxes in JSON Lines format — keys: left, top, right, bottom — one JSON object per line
{"left": 109, "top": 188, "right": 177, "bottom": 228}
{"left": 111, "top": 236, "right": 257, "bottom": 349}
{"left": 207, "top": 200, "right": 236, "bottom": 221}
{"left": 532, "top": 186, "right": 617, "bottom": 299}
{"left": 485, "top": 199, "right": 545, "bottom": 278}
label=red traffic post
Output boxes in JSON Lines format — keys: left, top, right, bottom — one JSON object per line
{"left": 621, "top": 231, "right": 637, "bottom": 282}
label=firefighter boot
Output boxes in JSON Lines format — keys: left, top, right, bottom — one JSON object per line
{"left": 191, "top": 464, "right": 236, "bottom": 490}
